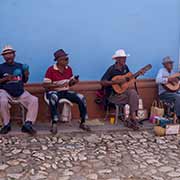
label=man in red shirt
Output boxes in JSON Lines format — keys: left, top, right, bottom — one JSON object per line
{"left": 43, "top": 49, "right": 90, "bottom": 134}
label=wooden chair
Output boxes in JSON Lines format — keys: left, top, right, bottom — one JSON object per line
{"left": 105, "top": 102, "right": 125, "bottom": 124}
{"left": 10, "top": 99, "right": 26, "bottom": 123}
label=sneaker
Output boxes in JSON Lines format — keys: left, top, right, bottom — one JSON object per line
{"left": 21, "top": 121, "right": 36, "bottom": 135}
{"left": 79, "top": 123, "right": 91, "bottom": 132}
{"left": 53, "top": 115, "right": 59, "bottom": 122}
{"left": 50, "top": 123, "right": 57, "bottom": 134}
{"left": 0, "top": 123, "right": 11, "bottom": 134}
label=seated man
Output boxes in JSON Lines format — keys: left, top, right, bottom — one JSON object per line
{"left": 156, "top": 56, "right": 180, "bottom": 121}
{"left": 101, "top": 49, "right": 139, "bottom": 130}
{"left": 43, "top": 49, "right": 90, "bottom": 134}
{"left": 0, "top": 45, "right": 38, "bottom": 134}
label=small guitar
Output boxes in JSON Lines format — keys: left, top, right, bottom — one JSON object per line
{"left": 43, "top": 75, "right": 79, "bottom": 90}
{"left": 162, "top": 72, "right": 180, "bottom": 92}
{"left": 107, "top": 64, "right": 152, "bottom": 94}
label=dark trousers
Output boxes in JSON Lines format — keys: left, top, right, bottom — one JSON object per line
{"left": 46, "top": 91, "right": 87, "bottom": 124}
{"left": 159, "top": 91, "right": 180, "bottom": 117}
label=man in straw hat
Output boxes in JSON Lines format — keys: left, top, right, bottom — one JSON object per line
{"left": 0, "top": 45, "right": 38, "bottom": 135}
{"left": 101, "top": 49, "right": 140, "bottom": 130}
{"left": 156, "top": 56, "right": 180, "bottom": 121}
{"left": 43, "top": 49, "right": 91, "bottom": 134}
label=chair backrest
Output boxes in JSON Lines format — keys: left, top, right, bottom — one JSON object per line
{"left": 44, "top": 93, "right": 73, "bottom": 106}
{"left": 11, "top": 98, "right": 22, "bottom": 105}
{"left": 59, "top": 99, "right": 73, "bottom": 106}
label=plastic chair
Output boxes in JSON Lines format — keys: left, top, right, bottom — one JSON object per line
{"left": 44, "top": 93, "right": 73, "bottom": 122}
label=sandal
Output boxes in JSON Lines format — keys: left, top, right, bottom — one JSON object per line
{"left": 130, "top": 120, "right": 140, "bottom": 131}
{"left": 124, "top": 119, "right": 139, "bottom": 131}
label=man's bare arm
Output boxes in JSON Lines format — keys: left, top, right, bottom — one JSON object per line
{"left": 42, "top": 82, "right": 69, "bottom": 91}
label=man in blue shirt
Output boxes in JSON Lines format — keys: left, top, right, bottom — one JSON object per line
{"left": 0, "top": 45, "right": 38, "bottom": 134}
{"left": 156, "top": 56, "right": 180, "bottom": 120}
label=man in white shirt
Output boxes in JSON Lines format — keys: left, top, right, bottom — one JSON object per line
{"left": 156, "top": 56, "right": 180, "bottom": 120}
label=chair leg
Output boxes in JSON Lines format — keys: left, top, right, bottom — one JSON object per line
{"left": 173, "top": 113, "right": 177, "bottom": 124}
{"left": 119, "top": 106, "right": 124, "bottom": 122}
{"left": 20, "top": 104, "right": 25, "bottom": 124}
{"left": 105, "top": 106, "right": 110, "bottom": 121}
{"left": 60, "top": 103, "right": 73, "bottom": 123}
{"left": 115, "top": 105, "right": 119, "bottom": 124}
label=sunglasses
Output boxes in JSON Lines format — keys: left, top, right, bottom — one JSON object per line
{"left": 58, "top": 57, "right": 69, "bottom": 61}
{"left": 64, "top": 57, "right": 69, "bottom": 61}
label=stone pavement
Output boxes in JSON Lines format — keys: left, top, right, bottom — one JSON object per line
{"left": 1, "top": 122, "right": 180, "bottom": 180}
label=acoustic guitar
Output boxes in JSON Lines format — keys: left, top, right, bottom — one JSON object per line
{"left": 162, "top": 72, "right": 180, "bottom": 92}
{"left": 110, "top": 64, "right": 152, "bottom": 94}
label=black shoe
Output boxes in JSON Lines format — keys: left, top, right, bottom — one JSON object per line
{"left": 79, "top": 123, "right": 91, "bottom": 132}
{"left": 50, "top": 123, "right": 57, "bottom": 134}
{"left": 21, "top": 122, "right": 36, "bottom": 135}
{"left": 0, "top": 123, "right": 11, "bottom": 134}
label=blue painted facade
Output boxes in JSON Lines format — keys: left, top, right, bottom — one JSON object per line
{"left": 0, "top": 0, "right": 179, "bottom": 82}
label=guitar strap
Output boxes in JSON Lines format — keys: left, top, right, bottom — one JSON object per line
{"left": 134, "top": 81, "right": 139, "bottom": 95}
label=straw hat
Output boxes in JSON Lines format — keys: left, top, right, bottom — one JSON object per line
{"left": 1, "top": 45, "right": 16, "bottom": 55}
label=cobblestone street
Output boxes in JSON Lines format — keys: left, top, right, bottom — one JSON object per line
{"left": 1, "top": 129, "right": 180, "bottom": 180}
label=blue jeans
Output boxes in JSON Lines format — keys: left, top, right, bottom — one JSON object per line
{"left": 46, "top": 91, "right": 87, "bottom": 124}
{"left": 159, "top": 91, "right": 180, "bottom": 117}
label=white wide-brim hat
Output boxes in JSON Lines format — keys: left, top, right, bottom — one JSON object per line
{"left": 112, "top": 49, "right": 130, "bottom": 59}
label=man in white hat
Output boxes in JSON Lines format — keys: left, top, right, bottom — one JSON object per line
{"left": 0, "top": 45, "right": 38, "bottom": 134}
{"left": 101, "top": 49, "right": 139, "bottom": 130}
{"left": 156, "top": 56, "right": 180, "bottom": 120}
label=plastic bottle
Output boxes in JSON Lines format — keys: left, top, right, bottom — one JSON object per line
{"left": 138, "top": 98, "right": 143, "bottom": 110}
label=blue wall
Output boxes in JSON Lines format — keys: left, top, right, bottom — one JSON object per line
{"left": 0, "top": 0, "right": 179, "bottom": 82}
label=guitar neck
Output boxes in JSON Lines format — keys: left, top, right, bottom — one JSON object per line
{"left": 133, "top": 64, "right": 152, "bottom": 79}
{"left": 133, "top": 71, "right": 142, "bottom": 79}
{"left": 169, "top": 72, "right": 180, "bottom": 79}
